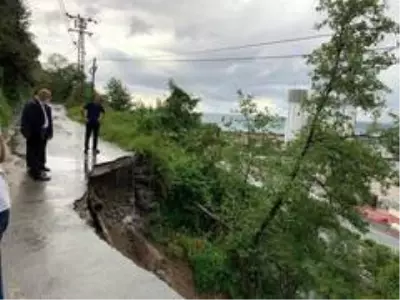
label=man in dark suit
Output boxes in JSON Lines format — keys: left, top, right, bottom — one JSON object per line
{"left": 20, "top": 88, "right": 52, "bottom": 181}
{"left": 39, "top": 100, "right": 53, "bottom": 172}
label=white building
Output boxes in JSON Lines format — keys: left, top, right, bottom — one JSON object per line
{"left": 284, "top": 89, "right": 358, "bottom": 143}
{"left": 284, "top": 89, "right": 309, "bottom": 143}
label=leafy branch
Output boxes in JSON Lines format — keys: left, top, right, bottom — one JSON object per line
{"left": 252, "top": 0, "right": 399, "bottom": 248}
{"left": 252, "top": 25, "right": 347, "bottom": 247}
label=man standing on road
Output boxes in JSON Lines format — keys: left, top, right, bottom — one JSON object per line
{"left": 40, "top": 97, "right": 53, "bottom": 172}
{"left": 82, "top": 94, "right": 105, "bottom": 155}
{"left": 20, "top": 88, "right": 52, "bottom": 181}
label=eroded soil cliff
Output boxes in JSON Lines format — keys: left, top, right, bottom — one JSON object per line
{"left": 74, "top": 154, "right": 203, "bottom": 298}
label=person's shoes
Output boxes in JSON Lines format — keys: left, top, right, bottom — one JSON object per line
{"left": 36, "top": 174, "right": 51, "bottom": 182}
{"left": 29, "top": 172, "right": 51, "bottom": 182}
{"left": 93, "top": 149, "right": 100, "bottom": 155}
{"left": 41, "top": 166, "right": 50, "bottom": 172}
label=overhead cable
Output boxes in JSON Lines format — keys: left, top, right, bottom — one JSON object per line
{"left": 56, "top": 0, "right": 77, "bottom": 47}
{"left": 98, "top": 44, "right": 399, "bottom": 63}
{"left": 150, "top": 33, "right": 332, "bottom": 57}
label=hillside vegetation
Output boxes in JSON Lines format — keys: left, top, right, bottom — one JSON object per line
{"left": 0, "top": 0, "right": 41, "bottom": 127}
{"left": 67, "top": 81, "right": 399, "bottom": 299}
{"left": 34, "top": 0, "right": 400, "bottom": 298}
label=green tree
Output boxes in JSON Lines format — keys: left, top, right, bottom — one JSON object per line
{"left": 359, "top": 240, "right": 399, "bottom": 299}
{"left": 45, "top": 53, "right": 69, "bottom": 71}
{"left": 158, "top": 80, "right": 201, "bottom": 140}
{"left": 253, "top": 0, "right": 399, "bottom": 245}
{"left": 36, "top": 53, "right": 83, "bottom": 103}
{"left": 215, "top": 0, "right": 399, "bottom": 298}
{"left": 105, "top": 77, "right": 131, "bottom": 111}
{"left": 0, "top": 89, "right": 12, "bottom": 127}
{"left": 0, "top": 0, "right": 40, "bottom": 104}
{"left": 375, "top": 263, "right": 399, "bottom": 298}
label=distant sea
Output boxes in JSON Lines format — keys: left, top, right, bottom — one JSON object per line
{"left": 202, "top": 113, "right": 393, "bottom": 135}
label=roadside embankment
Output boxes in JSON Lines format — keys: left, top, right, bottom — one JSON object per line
{"left": 74, "top": 154, "right": 207, "bottom": 298}
{"left": 67, "top": 101, "right": 400, "bottom": 299}
{"left": 67, "top": 104, "right": 232, "bottom": 298}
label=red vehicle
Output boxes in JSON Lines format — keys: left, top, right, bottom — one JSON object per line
{"left": 357, "top": 205, "right": 399, "bottom": 238}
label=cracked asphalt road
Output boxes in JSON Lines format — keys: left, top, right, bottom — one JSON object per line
{"left": 2, "top": 106, "right": 181, "bottom": 299}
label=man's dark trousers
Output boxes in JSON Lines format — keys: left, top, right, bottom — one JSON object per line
{"left": 38, "top": 139, "right": 48, "bottom": 169}
{"left": 84, "top": 121, "right": 100, "bottom": 151}
{"left": 26, "top": 135, "right": 45, "bottom": 177}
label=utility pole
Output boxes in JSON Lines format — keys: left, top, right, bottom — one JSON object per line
{"left": 66, "top": 13, "right": 97, "bottom": 102}
{"left": 89, "top": 57, "right": 98, "bottom": 101}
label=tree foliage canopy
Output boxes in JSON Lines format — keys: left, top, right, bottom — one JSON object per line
{"left": 0, "top": 0, "right": 40, "bottom": 104}
{"left": 35, "top": 53, "right": 84, "bottom": 104}
{"left": 105, "top": 77, "right": 131, "bottom": 111}
{"left": 65, "top": 0, "right": 400, "bottom": 298}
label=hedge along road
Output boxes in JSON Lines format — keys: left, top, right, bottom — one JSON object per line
{"left": 2, "top": 105, "right": 181, "bottom": 299}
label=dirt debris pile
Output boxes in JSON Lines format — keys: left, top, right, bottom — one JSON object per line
{"left": 74, "top": 154, "right": 166, "bottom": 272}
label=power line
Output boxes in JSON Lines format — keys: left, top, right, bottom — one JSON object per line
{"left": 56, "top": 0, "right": 77, "bottom": 47}
{"left": 155, "top": 33, "right": 332, "bottom": 57}
{"left": 101, "top": 53, "right": 306, "bottom": 62}
{"left": 98, "top": 45, "right": 398, "bottom": 63}
{"left": 132, "top": 33, "right": 332, "bottom": 60}
{"left": 56, "top": 0, "right": 67, "bottom": 15}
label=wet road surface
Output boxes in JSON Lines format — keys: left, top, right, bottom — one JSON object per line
{"left": 3, "top": 106, "right": 181, "bottom": 299}
{"left": 366, "top": 224, "right": 399, "bottom": 250}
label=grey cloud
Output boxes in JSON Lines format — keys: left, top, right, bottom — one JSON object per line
{"left": 174, "top": 24, "right": 218, "bottom": 43}
{"left": 99, "top": 48, "right": 136, "bottom": 60}
{"left": 83, "top": 4, "right": 101, "bottom": 17}
{"left": 42, "top": 10, "right": 61, "bottom": 27}
{"left": 74, "top": 0, "right": 399, "bottom": 117}
{"left": 385, "top": 82, "right": 399, "bottom": 112}
{"left": 128, "top": 16, "right": 153, "bottom": 36}
{"left": 96, "top": 51, "right": 311, "bottom": 107}
{"left": 96, "top": 59, "right": 168, "bottom": 91}
{"left": 77, "top": 0, "right": 320, "bottom": 53}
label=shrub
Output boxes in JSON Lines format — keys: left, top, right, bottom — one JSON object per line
{"left": 0, "top": 89, "right": 12, "bottom": 128}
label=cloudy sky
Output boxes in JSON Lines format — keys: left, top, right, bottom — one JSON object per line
{"left": 25, "top": 0, "right": 399, "bottom": 120}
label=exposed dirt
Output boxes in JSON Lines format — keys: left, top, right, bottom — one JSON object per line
{"left": 75, "top": 195, "right": 227, "bottom": 299}
{"left": 73, "top": 153, "right": 228, "bottom": 299}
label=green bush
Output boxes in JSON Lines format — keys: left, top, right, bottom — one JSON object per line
{"left": 66, "top": 99, "right": 254, "bottom": 297}
{"left": 187, "top": 239, "right": 231, "bottom": 294}
{"left": 15, "top": 94, "right": 282, "bottom": 299}
{"left": 0, "top": 89, "right": 12, "bottom": 128}
{"left": 162, "top": 233, "right": 232, "bottom": 294}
